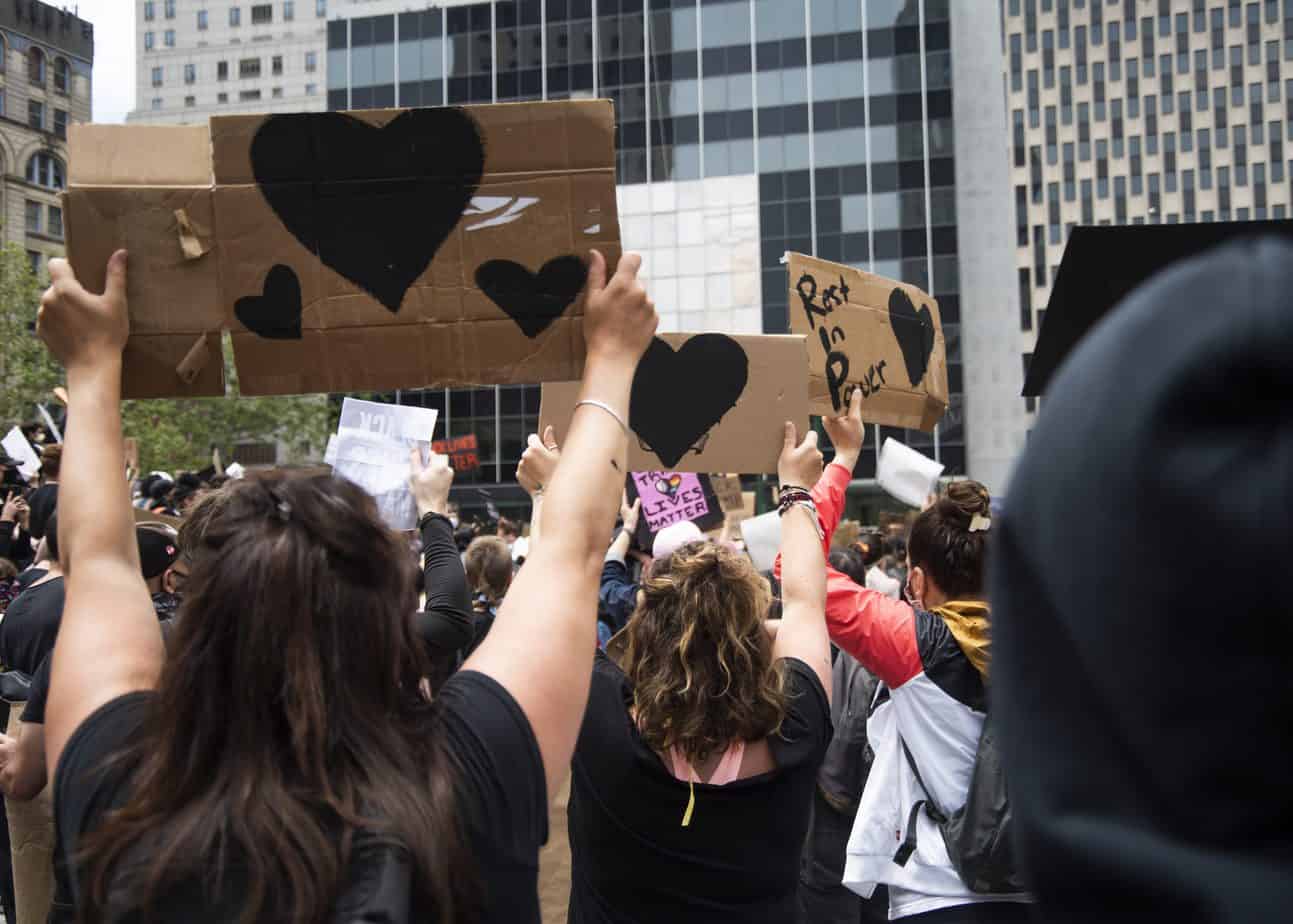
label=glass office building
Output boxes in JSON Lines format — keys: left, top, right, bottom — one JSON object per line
{"left": 327, "top": 0, "right": 965, "bottom": 513}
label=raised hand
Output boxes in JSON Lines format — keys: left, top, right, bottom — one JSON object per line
{"left": 581, "top": 249, "right": 658, "bottom": 368}
{"left": 821, "top": 386, "right": 865, "bottom": 471}
{"left": 37, "top": 251, "right": 130, "bottom": 373}
{"left": 408, "top": 447, "right": 454, "bottom": 518}
{"left": 517, "top": 426, "right": 560, "bottom": 497}
{"left": 778, "top": 422, "right": 824, "bottom": 491}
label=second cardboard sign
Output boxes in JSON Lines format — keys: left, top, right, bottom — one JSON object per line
{"left": 540, "top": 333, "right": 808, "bottom": 474}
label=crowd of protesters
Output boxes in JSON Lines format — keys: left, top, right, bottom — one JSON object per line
{"left": 0, "top": 238, "right": 1282, "bottom": 924}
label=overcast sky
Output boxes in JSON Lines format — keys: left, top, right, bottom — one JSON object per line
{"left": 77, "top": 0, "right": 135, "bottom": 123}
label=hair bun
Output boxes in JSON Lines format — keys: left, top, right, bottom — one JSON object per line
{"left": 943, "top": 480, "right": 991, "bottom": 521}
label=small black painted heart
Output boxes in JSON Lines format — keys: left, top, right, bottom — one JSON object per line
{"left": 476, "top": 255, "right": 587, "bottom": 339}
{"left": 250, "top": 108, "right": 485, "bottom": 314}
{"left": 888, "top": 288, "right": 936, "bottom": 387}
{"left": 630, "top": 335, "right": 749, "bottom": 468}
{"left": 235, "top": 264, "right": 303, "bottom": 340}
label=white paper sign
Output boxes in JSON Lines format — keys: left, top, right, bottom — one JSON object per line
{"left": 329, "top": 400, "right": 439, "bottom": 531}
{"left": 2, "top": 428, "right": 41, "bottom": 481}
{"left": 36, "top": 405, "right": 62, "bottom": 444}
{"left": 740, "top": 510, "right": 783, "bottom": 573}
{"left": 876, "top": 437, "right": 944, "bottom": 509}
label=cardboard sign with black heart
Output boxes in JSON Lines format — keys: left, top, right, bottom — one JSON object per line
{"left": 785, "top": 252, "right": 948, "bottom": 432}
{"left": 63, "top": 101, "right": 621, "bottom": 399}
{"left": 538, "top": 333, "right": 809, "bottom": 474}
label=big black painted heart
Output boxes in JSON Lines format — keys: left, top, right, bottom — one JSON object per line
{"left": 629, "top": 335, "right": 749, "bottom": 468}
{"left": 235, "top": 264, "right": 303, "bottom": 340}
{"left": 250, "top": 108, "right": 485, "bottom": 314}
{"left": 476, "top": 255, "right": 587, "bottom": 338}
{"left": 888, "top": 288, "right": 936, "bottom": 387}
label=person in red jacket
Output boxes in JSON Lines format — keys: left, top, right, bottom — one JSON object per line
{"left": 783, "top": 391, "right": 1029, "bottom": 923}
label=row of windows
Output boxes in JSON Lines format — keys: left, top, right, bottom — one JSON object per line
{"left": 149, "top": 84, "right": 320, "bottom": 111}
{"left": 146, "top": 1, "right": 326, "bottom": 27}
{"left": 25, "top": 200, "right": 62, "bottom": 240}
{"left": 150, "top": 52, "right": 317, "bottom": 87}
{"left": 1007, "top": 0, "right": 1288, "bottom": 47}
{"left": 8, "top": 94, "right": 71, "bottom": 139}
{"left": 0, "top": 41, "right": 73, "bottom": 93}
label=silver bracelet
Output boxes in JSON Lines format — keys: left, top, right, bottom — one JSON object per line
{"left": 574, "top": 399, "right": 629, "bottom": 434}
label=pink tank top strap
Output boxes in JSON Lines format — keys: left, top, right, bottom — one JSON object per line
{"left": 668, "top": 740, "right": 745, "bottom": 786}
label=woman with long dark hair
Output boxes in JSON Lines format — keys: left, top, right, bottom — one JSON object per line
{"left": 36, "top": 246, "right": 657, "bottom": 922}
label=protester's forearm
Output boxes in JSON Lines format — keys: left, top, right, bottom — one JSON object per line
{"left": 529, "top": 495, "right": 543, "bottom": 551}
{"left": 421, "top": 516, "right": 470, "bottom": 620}
{"left": 542, "top": 356, "right": 633, "bottom": 566}
{"left": 779, "top": 505, "right": 826, "bottom": 616}
{"left": 61, "top": 360, "right": 139, "bottom": 575}
{"left": 606, "top": 526, "right": 631, "bottom": 562}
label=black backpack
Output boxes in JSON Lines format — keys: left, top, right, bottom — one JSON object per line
{"left": 892, "top": 711, "right": 1025, "bottom": 894}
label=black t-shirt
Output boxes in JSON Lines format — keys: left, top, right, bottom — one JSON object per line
{"left": 567, "top": 653, "right": 831, "bottom": 923}
{"left": 0, "top": 576, "right": 64, "bottom": 674}
{"left": 21, "top": 653, "right": 50, "bottom": 724}
{"left": 54, "top": 670, "right": 548, "bottom": 922}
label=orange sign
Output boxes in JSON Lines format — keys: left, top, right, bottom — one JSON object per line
{"left": 432, "top": 433, "right": 480, "bottom": 472}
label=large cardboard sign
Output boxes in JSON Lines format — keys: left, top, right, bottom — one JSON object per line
{"left": 64, "top": 101, "right": 622, "bottom": 399}
{"left": 538, "top": 333, "right": 809, "bottom": 474}
{"left": 785, "top": 252, "right": 948, "bottom": 431}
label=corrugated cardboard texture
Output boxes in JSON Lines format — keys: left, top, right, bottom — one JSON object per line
{"left": 538, "top": 333, "right": 809, "bottom": 475}
{"left": 65, "top": 101, "right": 620, "bottom": 398}
{"left": 786, "top": 252, "right": 948, "bottom": 431}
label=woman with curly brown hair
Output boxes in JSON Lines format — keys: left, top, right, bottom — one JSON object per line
{"left": 563, "top": 423, "right": 832, "bottom": 923}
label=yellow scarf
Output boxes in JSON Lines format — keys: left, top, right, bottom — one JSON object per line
{"left": 932, "top": 600, "right": 992, "bottom": 680}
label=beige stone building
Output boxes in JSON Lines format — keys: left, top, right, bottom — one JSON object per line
{"left": 1004, "top": 0, "right": 1291, "bottom": 414}
{"left": 0, "top": 1, "right": 93, "bottom": 274}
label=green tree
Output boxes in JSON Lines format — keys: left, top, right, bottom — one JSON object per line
{"left": 0, "top": 244, "right": 335, "bottom": 473}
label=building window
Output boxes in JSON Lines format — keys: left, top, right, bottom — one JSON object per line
{"left": 305, "top": 50, "right": 317, "bottom": 72}
{"left": 27, "top": 99, "right": 43, "bottom": 131}
{"left": 25, "top": 200, "right": 41, "bottom": 234}
{"left": 47, "top": 205, "right": 62, "bottom": 239}
{"left": 1271, "top": 124, "right": 1284, "bottom": 181}
{"left": 1043, "top": 29, "right": 1055, "bottom": 88}
{"left": 1076, "top": 25, "right": 1088, "bottom": 82}
{"left": 271, "top": 55, "right": 283, "bottom": 76}
{"left": 1030, "top": 145, "right": 1043, "bottom": 202}
{"left": 1096, "top": 139, "right": 1109, "bottom": 198}
{"left": 26, "top": 153, "right": 65, "bottom": 190}
{"left": 1019, "top": 268, "right": 1032, "bottom": 331}
{"left": 1010, "top": 34, "right": 1022, "bottom": 91}
{"left": 1130, "top": 136, "right": 1143, "bottom": 193}
{"left": 151, "top": 97, "right": 162, "bottom": 110}
{"left": 1080, "top": 178, "right": 1093, "bottom": 224}
{"left": 184, "top": 63, "right": 196, "bottom": 84}
{"left": 164, "top": 0, "right": 175, "bottom": 18}
{"left": 144, "top": 31, "right": 154, "bottom": 51}
{"left": 53, "top": 57, "right": 68, "bottom": 94}
{"left": 27, "top": 46, "right": 45, "bottom": 86}
{"left": 230, "top": 7, "right": 241, "bottom": 26}
{"left": 143, "top": 1, "right": 154, "bottom": 21}
{"left": 316, "top": 0, "right": 326, "bottom": 17}
{"left": 0, "top": 89, "right": 7, "bottom": 116}
{"left": 151, "top": 66, "right": 163, "bottom": 87}
{"left": 218, "top": 92, "right": 228, "bottom": 103}
{"left": 1045, "top": 106, "right": 1058, "bottom": 164}
{"left": 184, "top": 95, "right": 196, "bottom": 107}
{"left": 239, "top": 89, "right": 262, "bottom": 101}
{"left": 1015, "top": 185, "right": 1028, "bottom": 246}
{"left": 53, "top": 108, "right": 66, "bottom": 139}
{"left": 164, "top": 29, "right": 175, "bottom": 48}
{"left": 1078, "top": 102, "right": 1091, "bottom": 160}
{"left": 198, "top": 9, "right": 208, "bottom": 30}
{"left": 1047, "top": 182, "right": 1061, "bottom": 243}
{"left": 1060, "top": 65, "right": 1073, "bottom": 123}
{"left": 305, "top": 82, "right": 317, "bottom": 95}
{"left": 217, "top": 60, "right": 229, "bottom": 81}
{"left": 27, "top": 251, "right": 41, "bottom": 276}
{"left": 1012, "top": 109, "right": 1025, "bottom": 165}
{"left": 252, "top": 4, "right": 273, "bottom": 25}
{"left": 1028, "top": 70, "right": 1039, "bottom": 127}
{"left": 284, "top": 1, "right": 295, "bottom": 21}
{"left": 1114, "top": 175, "right": 1127, "bottom": 223}
{"left": 240, "top": 58, "right": 261, "bottom": 78}
{"left": 1063, "top": 142, "right": 1075, "bottom": 200}
{"left": 1032, "top": 226, "right": 1046, "bottom": 286}
{"left": 272, "top": 87, "right": 283, "bottom": 98}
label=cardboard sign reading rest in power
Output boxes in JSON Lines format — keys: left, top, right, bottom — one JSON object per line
{"left": 785, "top": 252, "right": 948, "bottom": 431}
{"left": 64, "top": 100, "right": 622, "bottom": 399}
{"left": 538, "top": 333, "right": 809, "bottom": 475}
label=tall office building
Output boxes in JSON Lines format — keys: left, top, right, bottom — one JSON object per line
{"left": 128, "top": 0, "right": 329, "bottom": 124}
{"left": 1004, "top": 0, "right": 1293, "bottom": 425}
{"left": 323, "top": 0, "right": 1022, "bottom": 513}
{"left": 0, "top": 1, "right": 93, "bottom": 272}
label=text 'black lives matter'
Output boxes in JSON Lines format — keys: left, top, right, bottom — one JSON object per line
{"left": 888, "top": 288, "right": 936, "bottom": 387}
{"left": 249, "top": 108, "right": 486, "bottom": 314}
{"left": 629, "top": 334, "right": 749, "bottom": 468}
{"left": 235, "top": 264, "right": 303, "bottom": 340}
{"left": 476, "top": 255, "right": 587, "bottom": 338}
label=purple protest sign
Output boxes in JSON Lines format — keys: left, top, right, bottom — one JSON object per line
{"left": 630, "top": 471, "right": 723, "bottom": 544}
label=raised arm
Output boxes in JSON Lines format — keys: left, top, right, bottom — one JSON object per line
{"left": 409, "top": 450, "right": 473, "bottom": 660}
{"left": 770, "top": 424, "right": 831, "bottom": 697}
{"left": 516, "top": 425, "right": 560, "bottom": 554}
{"left": 36, "top": 252, "right": 164, "bottom": 776}
{"left": 464, "top": 250, "right": 657, "bottom": 799}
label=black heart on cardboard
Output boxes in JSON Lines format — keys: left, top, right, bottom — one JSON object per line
{"left": 888, "top": 288, "right": 936, "bottom": 387}
{"left": 629, "top": 335, "right": 749, "bottom": 468}
{"left": 234, "top": 264, "right": 303, "bottom": 340}
{"left": 475, "top": 255, "right": 586, "bottom": 338}
{"left": 250, "top": 108, "right": 485, "bottom": 315}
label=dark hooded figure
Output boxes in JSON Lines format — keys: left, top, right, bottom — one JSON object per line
{"left": 992, "top": 237, "right": 1293, "bottom": 922}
